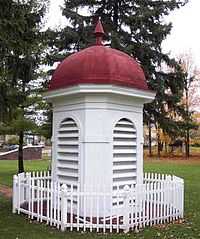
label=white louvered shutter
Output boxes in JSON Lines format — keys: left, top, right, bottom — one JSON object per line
{"left": 57, "top": 118, "right": 79, "bottom": 187}
{"left": 113, "top": 118, "right": 137, "bottom": 190}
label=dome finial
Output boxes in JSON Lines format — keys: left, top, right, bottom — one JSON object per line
{"left": 94, "top": 18, "right": 105, "bottom": 45}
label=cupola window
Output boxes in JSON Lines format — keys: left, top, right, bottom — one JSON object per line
{"left": 56, "top": 118, "right": 79, "bottom": 187}
{"left": 113, "top": 118, "right": 137, "bottom": 191}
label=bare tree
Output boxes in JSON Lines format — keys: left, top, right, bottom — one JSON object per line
{"left": 178, "top": 52, "right": 200, "bottom": 158}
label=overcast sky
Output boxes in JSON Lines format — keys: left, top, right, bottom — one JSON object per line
{"left": 47, "top": 0, "right": 200, "bottom": 68}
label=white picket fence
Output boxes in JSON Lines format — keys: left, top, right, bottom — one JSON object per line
{"left": 12, "top": 171, "right": 184, "bottom": 233}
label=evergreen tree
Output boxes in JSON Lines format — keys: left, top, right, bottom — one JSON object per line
{"left": 0, "top": 0, "right": 49, "bottom": 172}
{"left": 47, "top": 0, "right": 188, "bottom": 157}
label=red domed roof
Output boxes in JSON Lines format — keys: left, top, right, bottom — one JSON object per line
{"left": 49, "top": 45, "right": 149, "bottom": 91}
{"left": 49, "top": 20, "right": 149, "bottom": 92}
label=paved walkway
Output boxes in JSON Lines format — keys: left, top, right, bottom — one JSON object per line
{"left": 0, "top": 184, "right": 12, "bottom": 198}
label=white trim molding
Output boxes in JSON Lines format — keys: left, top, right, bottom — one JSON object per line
{"left": 44, "top": 84, "right": 156, "bottom": 103}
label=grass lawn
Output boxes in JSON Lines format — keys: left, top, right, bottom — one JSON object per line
{"left": 0, "top": 159, "right": 50, "bottom": 187}
{"left": 1, "top": 159, "right": 200, "bottom": 238}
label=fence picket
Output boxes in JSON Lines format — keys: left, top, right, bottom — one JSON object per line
{"left": 40, "top": 179, "right": 43, "bottom": 222}
{"left": 103, "top": 193, "right": 106, "bottom": 233}
{"left": 50, "top": 181, "right": 53, "bottom": 226}
{"left": 77, "top": 184, "right": 80, "bottom": 231}
{"left": 146, "top": 183, "right": 150, "bottom": 226}
{"left": 57, "top": 183, "right": 60, "bottom": 229}
{"left": 150, "top": 182, "right": 153, "bottom": 226}
{"left": 70, "top": 184, "right": 73, "bottom": 231}
{"left": 47, "top": 178, "right": 50, "bottom": 224}
{"left": 17, "top": 174, "right": 21, "bottom": 214}
{"left": 83, "top": 187, "right": 86, "bottom": 232}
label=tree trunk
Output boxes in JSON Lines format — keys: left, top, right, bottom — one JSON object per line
{"left": 185, "top": 130, "right": 190, "bottom": 158}
{"left": 113, "top": 2, "right": 119, "bottom": 30}
{"left": 185, "top": 86, "right": 190, "bottom": 158}
{"left": 164, "top": 142, "right": 168, "bottom": 153}
{"left": 33, "top": 135, "right": 35, "bottom": 145}
{"left": 157, "top": 129, "right": 161, "bottom": 159}
{"left": 18, "top": 74, "right": 26, "bottom": 173}
{"left": 148, "top": 122, "right": 152, "bottom": 157}
{"left": 18, "top": 131, "right": 24, "bottom": 173}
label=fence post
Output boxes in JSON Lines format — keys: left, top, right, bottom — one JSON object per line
{"left": 180, "top": 179, "right": 184, "bottom": 218}
{"left": 123, "top": 185, "right": 130, "bottom": 233}
{"left": 18, "top": 172, "right": 25, "bottom": 203}
{"left": 61, "top": 184, "right": 68, "bottom": 231}
{"left": 12, "top": 175, "right": 18, "bottom": 213}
